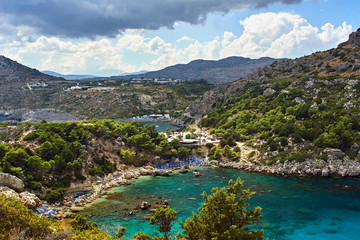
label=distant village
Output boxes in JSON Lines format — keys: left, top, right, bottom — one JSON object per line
{"left": 129, "top": 77, "right": 180, "bottom": 85}
{"left": 117, "top": 114, "right": 172, "bottom": 121}
{"left": 26, "top": 77, "right": 182, "bottom": 93}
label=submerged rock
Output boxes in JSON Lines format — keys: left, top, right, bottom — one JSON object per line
{"left": 140, "top": 201, "right": 151, "bottom": 210}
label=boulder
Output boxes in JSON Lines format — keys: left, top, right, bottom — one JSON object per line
{"left": 159, "top": 171, "right": 170, "bottom": 177}
{"left": 294, "top": 97, "right": 305, "bottom": 105}
{"left": 19, "top": 192, "right": 41, "bottom": 208}
{"left": 263, "top": 88, "right": 276, "bottom": 97}
{"left": 179, "top": 167, "right": 188, "bottom": 174}
{"left": 0, "top": 173, "right": 24, "bottom": 192}
{"left": 344, "top": 101, "right": 355, "bottom": 110}
{"left": 124, "top": 173, "right": 132, "bottom": 179}
{"left": 140, "top": 168, "right": 150, "bottom": 175}
{"left": 310, "top": 102, "right": 318, "bottom": 109}
{"left": 323, "top": 148, "right": 344, "bottom": 160}
{"left": 321, "top": 168, "right": 330, "bottom": 177}
{"left": 0, "top": 189, "right": 41, "bottom": 208}
{"left": 0, "top": 188, "right": 20, "bottom": 200}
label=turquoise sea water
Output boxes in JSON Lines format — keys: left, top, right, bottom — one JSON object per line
{"left": 81, "top": 167, "right": 360, "bottom": 239}
{"left": 140, "top": 121, "right": 178, "bottom": 132}
{"left": 0, "top": 117, "right": 7, "bottom": 122}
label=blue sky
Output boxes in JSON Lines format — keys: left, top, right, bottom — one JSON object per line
{"left": 0, "top": 0, "right": 358, "bottom": 76}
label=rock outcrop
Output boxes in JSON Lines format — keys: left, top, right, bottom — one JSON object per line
{"left": 0, "top": 173, "right": 24, "bottom": 192}
{"left": 19, "top": 191, "right": 42, "bottom": 208}
{"left": 338, "top": 28, "right": 360, "bottom": 48}
{"left": 182, "top": 80, "right": 248, "bottom": 121}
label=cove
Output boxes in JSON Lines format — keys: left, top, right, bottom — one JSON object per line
{"left": 80, "top": 167, "right": 360, "bottom": 240}
{"left": 140, "top": 121, "right": 178, "bottom": 133}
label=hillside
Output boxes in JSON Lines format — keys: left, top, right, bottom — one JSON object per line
{"left": 181, "top": 29, "right": 360, "bottom": 177}
{"left": 0, "top": 56, "right": 62, "bottom": 83}
{"left": 0, "top": 55, "right": 213, "bottom": 119}
{"left": 0, "top": 119, "right": 201, "bottom": 203}
{"left": 110, "top": 56, "right": 284, "bottom": 84}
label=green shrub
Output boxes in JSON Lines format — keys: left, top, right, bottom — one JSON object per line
{"left": 279, "top": 137, "right": 288, "bottom": 147}
{"left": 205, "top": 142, "right": 214, "bottom": 149}
{"left": 42, "top": 187, "right": 65, "bottom": 203}
{"left": 288, "top": 153, "right": 309, "bottom": 162}
{"left": 248, "top": 151, "right": 256, "bottom": 158}
{"left": 23, "top": 132, "right": 38, "bottom": 141}
{"left": 0, "top": 196, "right": 53, "bottom": 239}
{"left": 233, "top": 146, "right": 241, "bottom": 152}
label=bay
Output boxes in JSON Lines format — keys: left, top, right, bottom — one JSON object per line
{"left": 81, "top": 167, "right": 360, "bottom": 239}
{"left": 140, "top": 121, "right": 178, "bottom": 132}
{"left": 0, "top": 116, "right": 7, "bottom": 122}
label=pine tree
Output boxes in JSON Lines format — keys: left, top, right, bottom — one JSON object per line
{"left": 181, "top": 178, "right": 264, "bottom": 240}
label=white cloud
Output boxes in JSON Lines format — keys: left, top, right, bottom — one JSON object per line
{"left": 222, "top": 32, "right": 236, "bottom": 46}
{"left": 0, "top": 12, "right": 353, "bottom": 75}
{"left": 220, "top": 12, "right": 352, "bottom": 59}
{"left": 176, "top": 36, "right": 195, "bottom": 43}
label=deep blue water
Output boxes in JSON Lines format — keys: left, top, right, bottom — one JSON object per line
{"left": 0, "top": 117, "right": 7, "bottom": 122}
{"left": 81, "top": 167, "right": 360, "bottom": 239}
{"left": 140, "top": 121, "right": 178, "bottom": 132}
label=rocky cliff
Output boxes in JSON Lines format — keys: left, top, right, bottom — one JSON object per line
{"left": 338, "top": 28, "right": 360, "bottom": 47}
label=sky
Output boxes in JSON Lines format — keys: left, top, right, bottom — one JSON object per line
{"left": 0, "top": 0, "right": 358, "bottom": 76}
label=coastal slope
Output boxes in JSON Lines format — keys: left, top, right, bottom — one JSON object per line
{"left": 181, "top": 28, "right": 360, "bottom": 177}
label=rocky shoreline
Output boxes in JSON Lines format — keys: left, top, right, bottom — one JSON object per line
{"left": 217, "top": 148, "right": 360, "bottom": 178}
{"left": 46, "top": 166, "right": 177, "bottom": 219}
{"left": 2, "top": 148, "right": 359, "bottom": 220}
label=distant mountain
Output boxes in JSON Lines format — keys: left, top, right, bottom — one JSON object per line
{"left": 115, "top": 56, "right": 285, "bottom": 84}
{"left": 42, "top": 71, "right": 97, "bottom": 80}
{"left": 42, "top": 70, "right": 149, "bottom": 81}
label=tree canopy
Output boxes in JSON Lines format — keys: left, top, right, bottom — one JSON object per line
{"left": 181, "top": 178, "right": 263, "bottom": 240}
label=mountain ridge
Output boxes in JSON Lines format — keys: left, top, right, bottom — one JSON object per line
{"left": 96, "top": 56, "right": 286, "bottom": 84}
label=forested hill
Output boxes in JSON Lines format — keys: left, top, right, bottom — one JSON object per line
{"left": 0, "top": 119, "right": 197, "bottom": 203}
{"left": 183, "top": 28, "right": 360, "bottom": 171}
